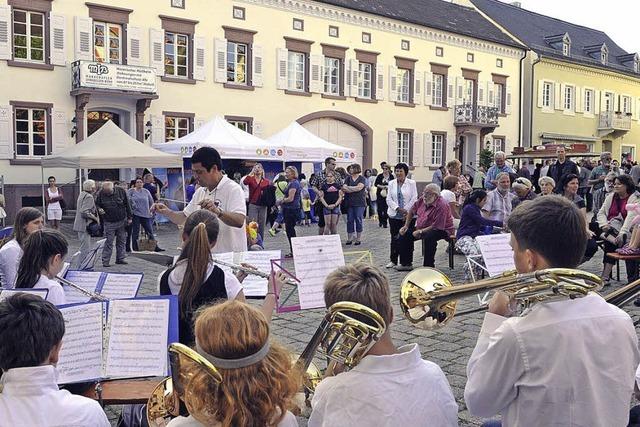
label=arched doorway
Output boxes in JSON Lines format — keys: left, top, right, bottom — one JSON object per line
{"left": 297, "top": 111, "right": 373, "bottom": 169}
{"left": 86, "top": 111, "right": 121, "bottom": 181}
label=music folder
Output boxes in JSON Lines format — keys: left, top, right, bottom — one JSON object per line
{"left": 0, "top": 288, "right": 49, "bottom": 302}
{"left": 55, "top": 295, "right": 179, "bottom": 385}
{"left": 62, "top": 270, "right": 144, "bottom": 303}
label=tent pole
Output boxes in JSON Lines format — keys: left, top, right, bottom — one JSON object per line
{"left": 40, "top": 166, "right": 46, "bottom": 215}
{"left": 181, "top": 163, "right": 186, "bottom": 206}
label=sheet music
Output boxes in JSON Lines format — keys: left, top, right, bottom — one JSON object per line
{"left": 235, "top": 250, "right": 281, "bottom": 297}
{"left": 56, "top": 302, "right": 104, "bottom": 384}
{"left": 212, "top": 251, "right": 235, "bottom": 276}
{"left": 292, "top": 235, "right": 344, "bottom": 309}
{"left": 99, "top": 273, "right": 142, "bottom": 299}
{"left": 105, "top": 299, "right": 169, "bottom": 378}
{"left": 62, "top": 271, "right": 103, "bottom": 304}
{"left": 475, "top": 233, "right": 516, "bottom": 277}
{"left": 0, "top": 288, "right": 49, "bottom": 302}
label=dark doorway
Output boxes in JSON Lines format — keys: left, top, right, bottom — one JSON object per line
{"left": 457, "top": 135, "right": 465, "bottom": 166}
{"left": 87, "top": 111, "right": 121, "bottom": 181}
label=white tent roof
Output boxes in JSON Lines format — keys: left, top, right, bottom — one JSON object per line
{"left": 41, "top": 120, "right": 182, "bottom": 169}
{"left": 153, "top": 116, "right": 285, "bottom": 160}
{"left": 266, "top": 122, "right": 358, "bottom": 163}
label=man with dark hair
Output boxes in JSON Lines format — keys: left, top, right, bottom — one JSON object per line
{"left": 0, "top": 294, "right": 109, "bottom": 425}
{"left": 465, "top": 196, "right": 640, "bottom": 426}
{"left": 96, "top": 179, "right": 132, "bottom": 267}
{"left": 154, "top": 147, "right": 247, "bottom": 253}
{"left": 548, "top": 146, "right": 579, "bottom": 193}
{"left": 310, "top": 157, "right": 343, "bottom": 235}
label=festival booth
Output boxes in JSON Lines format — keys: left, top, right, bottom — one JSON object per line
{"left": 41, "top": 120, "right": 184, "bottom": 209}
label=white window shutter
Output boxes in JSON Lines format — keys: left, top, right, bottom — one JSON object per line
{"left": 413, "top": 71, "right": 422, "bottom": 104}
{"left": 151, "top": 114, "right": 164, "bottom": 144}
{"left": 455, "top": 76, "right": 464, "bottom": 105}
{"left": 424, "top": 71, "right": 433, "bottom": 106}
{"left": 126, "top": 25, "right": 142, "bottom": 66}
{"left": 149, "top": 28, "right": 164, "bottom": 76}
{"left": 74, "top": 16, "right": 93, "bottom": 61}
{"left": 253, "top": 121, "right": 263, "bottom": 137}
{"left": 194, "top": 118, "right": 205, "bottom": 130}
{"left": 276, "top": 47, "right": 288, "bottom": 90}
{"left": 554, "top": 82, "right": 562, "bottom": 110}
{"left": 252, "top": 44, "right": 264, "bottom": 87}
{"left": 477, "top": 81, "right": 485, "bottom": 106}
{"left": 423, "top": 132, "right": 433, "bottom": 167}
{"left": 560, "top": 83, "right": 566, "bottom": 109}
{"left": 412, "top": 132, "right": 422, "bottom": 167}
{"left": 49, "top": 14, "right": 66, "bottom": 66}
{"left": 447, "top": 77, "right": 454, "bottom": 108}
{"left": 505, "top": 84, "right": 513, "bottom": 114}
{"left": 214, "top": 38, "right": 227, "bottom": 83}
{"left": 488, "top": 82, "right": 495, "bottom": 108}
{"left": 0, "top": 6, "right": 11, "bottom": 60}
{"left": 388, "top": 65, "right": 398, "bottom": 101}
{"left": 575, "top": 86, "right": 582, "bottom": 113}
{"left": 387, "top": 131, "right": 398, "bottom": 164}
{"left": 0, "top": 105, "right": 12, "bottom": 160}
{"left": 636, "top": 98, "right": 640, "bottom": 120}
{"left": 375, "top": 63, "right": 385, "bottom": 100}
{"left": 349, "top": 58, "right": 359, "bottom": 97}
{"left": 193, "top": 35, "right": 206, "bottom": 81}
{"left": 310, "top": 54, "right": 323, "bottom": 93}
{"left": 51, "top": 110, "right": 68, "bottom": 154}
{"left": 614, "top": 93, "right": 620, "bottom": 112}
{"left": 446, "top": 135, "right": 454, "bottom": 162}
{"left": 597, "top": 91, "right": 605, "bottom": 114}
{"left": 537, "top": 80, "right": 544, "bottom": 108}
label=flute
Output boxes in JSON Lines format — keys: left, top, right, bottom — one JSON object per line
{"left": 56, "top": 275, "right": 109, "bottom": 302}
{"left": 212, "top": 258, "right": 298, "bottom": 287}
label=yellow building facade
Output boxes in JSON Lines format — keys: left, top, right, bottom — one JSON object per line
{"left": 0, "top": 0, "right": 523, "bottom": 219}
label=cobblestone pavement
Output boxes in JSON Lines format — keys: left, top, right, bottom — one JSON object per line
{"left": 56, "top": 215, "right": 640, "bottom": 427}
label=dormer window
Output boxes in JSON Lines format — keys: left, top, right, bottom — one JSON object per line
{"left": 601, "top": 45, "right": 608, "bottom": 65}
{"left": 562, "top": 41, "right": 570, "bottom": 56}
{"left": 635, "top": 57, "right": 640, "bottom": 73}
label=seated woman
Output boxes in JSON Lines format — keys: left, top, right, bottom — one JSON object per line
{"left": 596, "top": 174, "right": 639, "bottom": 284}
{"left": 440, "top": 175, "right": 460, "bottom": 220}
{"left": 14, "top": 229, "right": 68, "bottom": 306}
{"left": 455, "top": 190, "right": 504, "bottom": 280}
{"left": 560, "top": 174, "right": 598, "bottom": 262}
{"left": 538, "top": 176, "right": 556, "bottom": 196}
{"left": 0, "top": 207, "right": 44, "bottom": 288}
{"left": 167, "top": 300, "right": 301, "bottom": 427}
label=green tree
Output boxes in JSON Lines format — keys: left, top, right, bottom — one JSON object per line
{"left": 479, "top": 147, "right": 493, "bottom": 170}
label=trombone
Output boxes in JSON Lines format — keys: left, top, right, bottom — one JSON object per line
{"left": 56, "top": 275, "right": 109, "bottom": 302}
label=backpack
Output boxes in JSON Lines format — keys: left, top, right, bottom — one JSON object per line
{"left": 258, "top": 185, "right": 276, "bottom": 207}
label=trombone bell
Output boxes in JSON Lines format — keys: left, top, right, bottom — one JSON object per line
{"left": 400, "top": 268, "right": 456, "bottom": 330}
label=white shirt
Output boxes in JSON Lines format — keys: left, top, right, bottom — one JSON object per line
{"left": 0, "top": 239, "right": 21, "bottom": 288}
{"left": 183, "top": 176, "right": 247, "bottom": 254}
{"left": 32, "top": 274, "right": 66, "bottom": 306}
{"left": 440, "top": 189, "right": 456, "bottom": 204}
{"left": 0, "top": 365, "right": 110, "bottom": 427}
{"left": 309, "top": 344, "right": 458, "bottom": 427}
{"left": 167, "top": 411, "right": 298, "bottom": 427}
{"left": 157, "top": 260, "right": 243, "bottom": 300}
{"left": 465, "top": 294, "right": 640, "bottom": 427}
{"left": 386, "top": 178, "right": 418, "bottom": 219}
{"left": 482, "top": 189, "right": 515, "bottom": 222}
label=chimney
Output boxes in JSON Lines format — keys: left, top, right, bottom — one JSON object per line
{"left": 510, "top": 1, "right": 522, "bottom": 7}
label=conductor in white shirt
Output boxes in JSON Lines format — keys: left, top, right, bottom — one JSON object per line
{"left": 0, "top": 293, "right": 110, "bottom": 427}
{"left": 309, "top": 263, "right": 458, "bottom": 427}
{"left": 153, "top": 147, "right": 247, "bottom": 253}
{"left": 465, "top": 196, "right": 640, "bottom": 427}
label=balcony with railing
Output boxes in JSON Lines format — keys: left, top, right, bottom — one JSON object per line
{"left": 598, "top": 112, "right": 631, "bottom": 132}
{"left": 454, "top": 103, "right": 499, "bottom": 128}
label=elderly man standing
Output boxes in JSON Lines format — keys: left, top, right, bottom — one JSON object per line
{"left": 96, "top": 179, "right": 132, "bottom": 267}
{"left": 400, "top": 184, "right": 454, "bottom": 268}
{"left": 485, "top": 151, "right": 513, "bottom": 191}
{"left": 482, "top": 172, "right": 515, "bottom": 223}
{"left": 548, "top": 146, "right": 579, "bottom": 193}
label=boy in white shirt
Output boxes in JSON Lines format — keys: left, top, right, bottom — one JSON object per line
{"left": 309, "top": 263, "right": 458, "bottom": 427}
{"left": 0, "top": 293, "right": 110, "bottom": 427}
{"left": 465, "top": 196, "right": 640, "bottom": 427}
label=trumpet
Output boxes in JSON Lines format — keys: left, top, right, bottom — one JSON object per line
{"left": 400, "top": 267, "right": 602, "bottom": 330}
{"left": 56, "top": 275, "right": 109, "bottom": 302}
{"left": 212, "top": 258, "right": 299, "bottom": 287}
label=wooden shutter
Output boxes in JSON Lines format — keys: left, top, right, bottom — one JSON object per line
{"left": 214, "top": 38, "right": 227, "bottom": 83}
{"left": 388, "top": 65, "right": 398, "bottom": 101}
{"left": 537, "top": 80, "right": 545, "bottom": 108}
{"left": 425, "top": 72, "right": 433, "bottom": 106}
{"left": 447, "top": 76, "right": 454, "bottom": 108}
{"left": 488, "top": 82, "right": 496, "bottom": 108}
{"left": 477, "top": 81, "right": 486, "bottom": 106}
{"left": 252, "top": 44, "right": 264, "bottom": 87}
{"left": 51, "top": 110, "right": 68, "bottom": 154}
{"left": 554, "top": 82, "right": 562, "bottom": 110}
{"left": 575, "top": 86, "right": 582, "bottom": 113}
{"left": 149, "top": 28, "right": 164, "bottom": 76}
{"left": 413, "top": 71, "right": 422, "bottom": 105}
{"left": 0, "top": 5, "right": 11, "bottom": 60}
{"left": 349, "top": 58, "right": 359, "bottom": 97}
{"left": 375, "top": 63, "right": 384, "bottom": 100}
{"left": 387, "top": 131, "right": 397, "bottom": 164}
{"left": 150, "top": 114, "right": 164, "bottom": 145}
{"left": 126, "top": 25, "right": 142, "bottom": 66}
{"left": 505, "top": 84, "right": 513, "bottom": 114}
{"left": 0, "top": 105, "right": 12, "bottom": 159}
{"left": 412, "top": 132, "right": 422, "bottom": 168}
{"left": 49, "top": 14, "right": 66, "bottom": 66}
{"left": 455, "top": 76, "right": 464, "bottom": 105}
{"left": 446, "top": 135, "right": 454, "bottom": 162}
{"left": 192, "top": 35, "right": 206, "bottom": 81}
{"left": 74, "top": 16, "right": 93, "bottom": 61}
{"left": 310, "top": 54, "right": 323, "bottom": 93}
{"left": 423, "top": 132, "right": 433, "bottom": 166}
{"left": 276, "top": 47, "right": 288, "bottom": 90}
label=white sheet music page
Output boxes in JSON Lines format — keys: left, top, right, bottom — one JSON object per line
{"left": 62, "top": 271, "right": 103, "bottom": 304}
{"left": 292, "top": 235, "right": 344, "bottom": 310}
{"left": 105, "top": 299, "right": 169, "bottom": 378}
{"left": 237, "top": 250, "right": 281, "bottom": 297}
{"left": 99, "top": 273, "right": 142, "bottom": 299}
{"left": 56, "top": 302, "right": 104, "bottom": 384}
{"left": 475, "top": 233, "right": 516, "bottom": 277}
{"left": 0, "top": 289, "right": 49, "bottom": 302}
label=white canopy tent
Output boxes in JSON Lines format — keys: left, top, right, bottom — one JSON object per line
{"left": 41, "top": 120, "right": 184, "bottom": 207}
{"left": 152, "top": 116, "right": 285, "bottom": 161}
{"left": 266, "top": 121, "right": 358, "bottom": 163}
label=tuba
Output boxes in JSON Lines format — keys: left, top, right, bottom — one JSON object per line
{"left": 400, "top": 267, "right": 603, "bottom": 330}
{"left": 296, "top": 301, "right": 386, "bottom": 395}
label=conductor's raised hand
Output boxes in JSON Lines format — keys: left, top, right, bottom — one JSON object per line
{"left": 151, "top": 202, "right": 169, "bottom": 215}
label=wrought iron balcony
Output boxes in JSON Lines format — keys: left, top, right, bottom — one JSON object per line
{"left": 598, "top": 112, "right": 631, "bottom": 131}
{"left": 454, "top": 103, "right": 499, "bottom": 127}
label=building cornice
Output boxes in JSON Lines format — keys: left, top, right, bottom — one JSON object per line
{"left": 540, "top": 57, "right": 640, "bottom": 86}
{"left": 237, "top": 0, "right": 525, "bottom": 59}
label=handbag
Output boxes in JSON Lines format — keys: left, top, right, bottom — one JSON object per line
{"left": 86, "top": 220, "right": 102, "bottom": 237}
{"left": 59, "top": 198, "right": 66, "bottom": 210}
{"left": 137, "top": 231, "right": 158, "bottom": 252}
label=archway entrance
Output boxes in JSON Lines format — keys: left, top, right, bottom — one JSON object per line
{"left": 87, "top": 111, "right": 121, "bottom": 181}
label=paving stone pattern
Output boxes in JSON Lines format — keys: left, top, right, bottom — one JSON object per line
{"left": 55, "top": 216, "right": 640, "bottom": 427}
